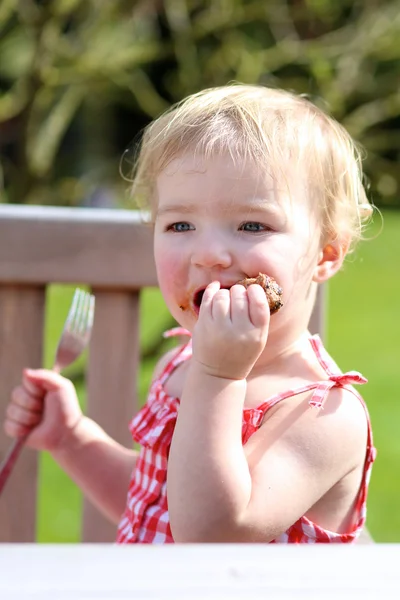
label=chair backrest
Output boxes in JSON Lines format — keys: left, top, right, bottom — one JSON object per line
{"left": 0, "top": 204, "right": 325, "bottom": 542}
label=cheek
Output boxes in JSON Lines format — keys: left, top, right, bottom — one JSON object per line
{"left": 251, "top": 237, "right": 315, "bottom": 295}
{"left": 154, "top": 245, "right": 183, "bottom": 301}
{"left": 295, "top": 234, "right": 321, "bottom": 280}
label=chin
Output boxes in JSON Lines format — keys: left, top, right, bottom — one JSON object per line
{"left": 170, "top": 303, "right": 197, "bottom": 328}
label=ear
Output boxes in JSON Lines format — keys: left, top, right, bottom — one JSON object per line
{"left": 313, "top": 238, "right": 349, "bottom": 283}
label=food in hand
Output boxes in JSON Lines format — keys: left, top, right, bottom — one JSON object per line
{"left": 236, "top": 273, "right": 283, "bottom": 314}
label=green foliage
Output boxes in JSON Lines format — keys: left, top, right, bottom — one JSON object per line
{"left": 0, "top": 0, "right": 399, "bottom": 207}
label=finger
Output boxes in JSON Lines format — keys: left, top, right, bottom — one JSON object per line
{"left": 23, "top": 368, "right": 70, "bottom": 393}
{"left": 247, "top": 284, "right": 270, "bottom": 327}
{"left": 6, "top": 403, "right": 42, "bottom": 428}
{"left": 211, "top": 288, "right": 230, "bottom": 320}
{"left": 11, "top": 386, "right": 44, "bottom": 412}
{"left": 229, "top": 284, "right": 250, "bottom": 323}
{"left": 199, "top": 281, "right": 220, "bottom": 317}
{"left": 4, "top": 418, "right": 31, "bottom": 439}
{"left": 20, "top": 374, "right": 45, "bottom": 398}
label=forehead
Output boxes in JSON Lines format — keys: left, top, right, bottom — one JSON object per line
{"left": 156, "top": 152, "right": 301, "bottom": 209}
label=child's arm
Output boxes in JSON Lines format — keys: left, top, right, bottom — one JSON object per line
{"left": 50, "top": 416, "right": 137, "bottom": 524}
{"left": 4, "top": 369, "right": 137, "bottom": 524}
{"left": 167, "top": 282, "right": 368, "bottom": 542}
{"left": 168, "top": 369, "right": 367, "bottom": 542}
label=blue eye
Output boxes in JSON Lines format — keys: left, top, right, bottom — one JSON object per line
{"left": 240, "top": 222, "right": 267, "bottom": 233}
{"left": 167, "top": 222, "right": 194, "bottom": 232}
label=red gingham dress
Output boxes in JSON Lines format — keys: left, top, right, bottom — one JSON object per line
{"left": 116, "top": 328, "right": 376, "bottom": 544}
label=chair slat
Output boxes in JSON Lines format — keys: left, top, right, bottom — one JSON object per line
{"left": 0, "top": 285, "right": 45, "bottom": 542}
{"left": 82, "top": 290, "right": 141, "bottom": 542}
{"left": 0, "top": 206, "right": 156, "bottom": 288}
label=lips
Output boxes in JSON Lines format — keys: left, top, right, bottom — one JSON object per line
{"left": 191, "top": 283, "right": 236, "bottom": 314}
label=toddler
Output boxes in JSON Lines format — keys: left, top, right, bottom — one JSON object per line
{"left": 4, "top": 84, "right": 376, "bottom": 543}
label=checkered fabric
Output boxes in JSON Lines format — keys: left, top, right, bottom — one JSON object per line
{"left": 116, "top": 328, "right": 376, "bottom": 544}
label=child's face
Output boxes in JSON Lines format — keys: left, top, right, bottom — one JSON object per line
{"left": 153, "top": 152, "right": 323, "bottom": 335}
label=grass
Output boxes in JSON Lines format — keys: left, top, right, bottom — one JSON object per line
{"left": 36, "top": 210, "right": 399, "bottom": 543}
{"left": 327, "top": 210, "right": 400, "bottom": 542}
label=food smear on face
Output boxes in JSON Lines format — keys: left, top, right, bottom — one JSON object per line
{"left": 236, "top": 273, "right": 283, "bottom": 314}
{"left": 180, "top": 290, "right": 197, "bottom": 313}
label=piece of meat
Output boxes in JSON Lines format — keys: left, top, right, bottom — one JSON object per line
{"left": 236, "top": 273, "right": 283, "bottom": 314}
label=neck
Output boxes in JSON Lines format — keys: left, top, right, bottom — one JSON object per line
{"left": 252, "top": 293, "right": 319, "bottom": 373}
{"left": 254, "top": 330, "right": 310, "bottom": 375}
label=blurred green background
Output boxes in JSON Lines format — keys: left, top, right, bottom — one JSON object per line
{"left": 1, "top": 1, "right": 399, "bottom": 542}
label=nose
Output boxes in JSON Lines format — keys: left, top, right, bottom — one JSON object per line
{"left": 191, "top": 233, "right": 233, "bottom": 270}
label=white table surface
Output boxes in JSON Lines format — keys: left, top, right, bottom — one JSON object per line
{"left": 0, "top": 544, "right": 399, "bottom": 600}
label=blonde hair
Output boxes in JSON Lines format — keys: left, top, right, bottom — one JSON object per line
{"left": 130, "top": 84, "right": 373, "bottom": 250}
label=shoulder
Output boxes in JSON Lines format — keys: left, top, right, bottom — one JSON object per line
{"left": 252, "top": 385, "right": 368, "bottom": 477}
{"left": 308, "top": 385, "right": 368, "bottom": 469}
{"left": 241, "top": 385, "right": 369, "bottom": 535}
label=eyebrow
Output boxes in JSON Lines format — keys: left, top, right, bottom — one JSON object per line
{"left": 234, "top": 198, "right": 281, "bottom": 212}
{"left": 156, "top": 203, "right": 198, "bottom": 217}
{"left": 156, "top": 197, "right": 281, "bottom": 217}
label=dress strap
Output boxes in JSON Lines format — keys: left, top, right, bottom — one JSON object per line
{"left": 307, "top": 373, "right": 368, "bottom": 409}
{"left": 308, "top": 335, "right": 377, "bottom": 509}
{"left": 307, "top": 335, "right": 368, "bottom": 409}
{"left": 163, "top": 327, "right": 191, "bottom": 339}
{"left": 309, "top": 335, "right": 346, "bottom": 377}
{"left": 155, "top": 328, "right": 192, "bottom": 384}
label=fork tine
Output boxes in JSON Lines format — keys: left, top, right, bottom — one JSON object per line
{"left": 82, "top": 291, "right": 95, "bottom": 339}
{"left": 75, "top": 290, "right": 88, "bottom": 337}
{"left": 68, "top": 289, "right": 95, "bottom": 341}
{"left": 66, "top": 289, "right": 85, "bottom": 335}
{"left": 85, "top": 294, "right": 95, "bottom": 341}
{"left": 64, "top": 288, "right": 81, "bottom": 333}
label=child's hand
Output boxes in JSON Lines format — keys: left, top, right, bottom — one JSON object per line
{"left": 4, "top": 369, "right": 83, "bottom": 452}
{"left": 192, "top": 281, "right": 270, "bottom": 380}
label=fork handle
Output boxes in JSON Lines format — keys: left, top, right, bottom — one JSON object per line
{"left": 0, "top": 435, "right": 28, "bottom": 495}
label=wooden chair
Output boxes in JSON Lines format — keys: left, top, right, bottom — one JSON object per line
{"left": 0, "top": 204, "right": 325, "bottom": 542}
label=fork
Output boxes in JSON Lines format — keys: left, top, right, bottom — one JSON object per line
{"left": 0, "top": 288, "right": 95, "bottom": 495}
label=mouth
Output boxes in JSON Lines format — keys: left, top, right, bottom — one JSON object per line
{"left": 191, "top": 284, "right": 232, "bottom": 314}
{"left": 189, "top": 274, "right": 284, "bottom": 316}
{"left": 192, "top": 288, "right": 206, "bottom": 314}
